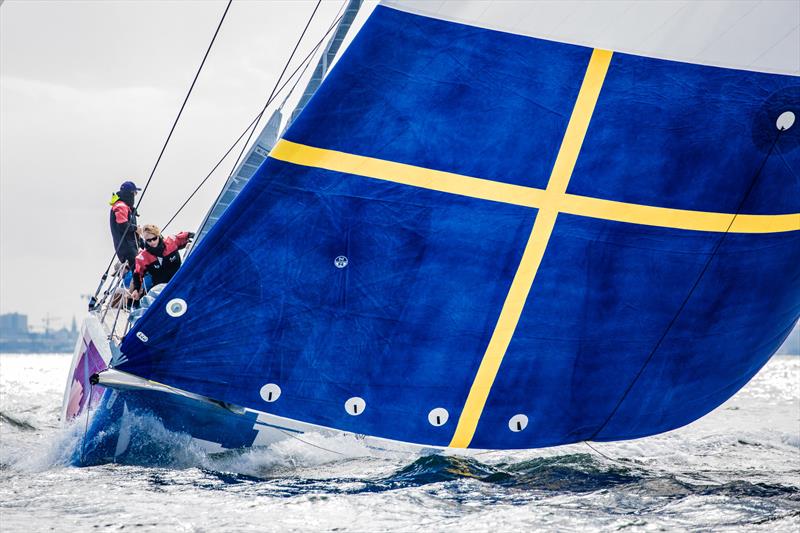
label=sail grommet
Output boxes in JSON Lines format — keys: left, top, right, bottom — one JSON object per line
{"left": 427, "top": 408, "right": 449, "bottom": 427}
{"left": 165, "top": 298, "right": 187, "bottom": 317}
{"left": 259, "top": 383, "right": 281, "bottom": 403}
{"left": 345, "top": 397, "right": 365, "bottom": 416}
{"left": 508, "top": 414, "right": 528, "bottom": 432}
{"left": 334, "top": 256, "right": 348, "bottom": 269}
{"left": 776, "top": 111, "right": 795, "bottom": 131}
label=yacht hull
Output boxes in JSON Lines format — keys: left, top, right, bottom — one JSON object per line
{"left": 64, "top": 316, "right": 428, "bottom": 466}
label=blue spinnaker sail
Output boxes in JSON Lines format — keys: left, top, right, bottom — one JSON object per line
{"left": 120, "top": 4, "right": 800, "bottom": 449}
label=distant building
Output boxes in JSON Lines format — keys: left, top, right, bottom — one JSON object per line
{"left": 0, "top": 313, "right": 28, "bottom": 338}
{"left": 0, "top": 313, "right": 76, "bottom": 353}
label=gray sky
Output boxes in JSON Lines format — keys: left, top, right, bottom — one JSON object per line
{"left": 1, "top": 0, "right": 376, "bottom": 330}
{"left": 1, "top": 0, "right": 797, "bottom": 353}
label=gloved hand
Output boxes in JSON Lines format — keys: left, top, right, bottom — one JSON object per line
{"left": 187, "top": 232, "right": 196, "bottom": 243}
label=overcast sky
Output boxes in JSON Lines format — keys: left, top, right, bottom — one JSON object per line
{"left": 1, "top": 0, "right": 376, "bottom": 330}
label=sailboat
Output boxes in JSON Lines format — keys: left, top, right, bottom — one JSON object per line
{"left": 63, "top": 0, "right": 800, "bottom": 465}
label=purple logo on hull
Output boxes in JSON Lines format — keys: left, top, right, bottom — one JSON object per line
{"left": 65, "top": 334, "right": 108, "bottom": 420}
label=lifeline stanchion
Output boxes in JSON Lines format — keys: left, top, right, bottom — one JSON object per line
{"left": 96, "top": 263, "right": 125, "bottom": 311}
{"left": 109, "top": 288, "right": 127, "bottom": 342}
{"left": 100, "top": 265, "right": 126, "bottom": 325}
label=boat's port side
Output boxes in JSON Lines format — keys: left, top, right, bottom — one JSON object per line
{"left": 63, "top": 314, "right": 323, "bottom": 466}
{"left": 73, "top": 366, "right": 436, "bottom": 466}
{"left": 63, "top": 260, "right": 141, "bottom": 424}
{"left": 73, "top": 384, "right": 269, "bottom": 466}
{"left": 61, "top": 315, "right": 112, "bottom": 423}
{"left": 64, "top": 309, "right": 434, "bottom": 465}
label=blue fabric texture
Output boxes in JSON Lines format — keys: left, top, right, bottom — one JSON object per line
{"left": 119, "top": 6, "right": 800, "bottom": 449}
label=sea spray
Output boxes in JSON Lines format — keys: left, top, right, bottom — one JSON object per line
{"left": 1, "top": 353, "right": 798, "bottom": 532}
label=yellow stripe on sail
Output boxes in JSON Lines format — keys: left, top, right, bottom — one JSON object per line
{"left": 559, "top": 194, "right": 800, "bottom": 233}
{"left": 270, "top": 141, "right": 799, "bottom": 234}
{"left": 270, "top": 139, "right": 547, "bottom": 208}
{"left": 446, "top": 208, "right": 558, "bottom": 448}
{"left": 448, "top": 49, "right": 613, "bottom": 448}
{"left": 267, "top": 49, "right": 800, "bottom": 450}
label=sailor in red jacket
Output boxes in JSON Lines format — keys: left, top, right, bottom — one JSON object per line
{"left": 130, "top": 224, "right": 194, "bottom": 300}
{"left": 109, "top": 180, "right": 142, "bottom": 270}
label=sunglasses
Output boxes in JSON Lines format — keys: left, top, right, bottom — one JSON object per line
{"left": 145, "top": 236, "right": 159, "bottom": 243}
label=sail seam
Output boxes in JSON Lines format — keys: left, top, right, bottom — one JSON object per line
{"left": 447, "top": 48, "right": 613, "bottom": 448}
{"left": 268, "top": 144, "right": 800, "bottom": 234}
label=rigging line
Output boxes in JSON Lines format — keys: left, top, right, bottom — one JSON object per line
{"left": 163, "top": 5, "right": 348, "bottom": 232}
{"left": 278, "top": 31, "right": 319, "bottom": 110}
{"left": 225, "top": 0, "right": 323, "bottom": 179}
{"left": 161, "top": 113, "right": 261, "bottom": 231}
{"left": 135, "top": 0, "right": 232, "bottom": 208}
{"left": 776, "top": 144, "right": 800, "bottom": 186}
{"left": 278, "top": 0, "right": 348, "bottom": 111}
{"left": 275, "top": 427, "right": 348, "bottom": 456}
{"left": 747, "top": 23, "right": 799, "bottom": 69}
{"left": 691, "top": 0, "right": 763, "bottom": 61}
{"left": 269, "top": 0, "right": 349, "bottom": 147}
{"left": 583, "top": 441, "right": 631, "bottom": 467}
{"left": 275, "top": 424, "right": 421, "bottom": 459}
{"left": 588, "top": 130, "right": 786, "bottom": 442}
{"left": 162, "top": 9, "right": 347, "bottom": 231}
{"left": 90, "top": 1, "right": 232, "bottom": 301}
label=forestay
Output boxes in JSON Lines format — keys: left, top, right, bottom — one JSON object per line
{"left": 119, "top": 1, "right": 800, "bottom": 449}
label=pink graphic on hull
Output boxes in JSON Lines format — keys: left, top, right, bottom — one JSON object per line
{"left": 65, "top": 334, "right": 108, "bottom": 420}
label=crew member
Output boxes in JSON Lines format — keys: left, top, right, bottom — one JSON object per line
{"left": 109, "top": 180, "right": 142, "bottom": 271}
{"left": 131, "top": 224, "right": 194, "bottom": 299}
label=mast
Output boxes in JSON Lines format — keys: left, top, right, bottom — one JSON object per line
{"left": 193, "top": 0, "right": 363, "bottom": 247}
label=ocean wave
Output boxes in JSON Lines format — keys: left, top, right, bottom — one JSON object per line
{"left": 0, "top": 412, "right": 37, "bottom": 431}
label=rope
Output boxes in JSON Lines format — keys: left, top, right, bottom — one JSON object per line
{"left": 90, "top": 1, "right": 232, "bottom": 304}
{"left": 583, "top": 441, "right": 631, "bottom": 467}
{"left": 226, "top": 0, "right": 323, "bottom": 181}
{"left": 162, "top": 3, "right": 348, "bottom": 232}
{"left": 276, "top": 0, "right": 349, "bottom": 115}
{"left": 275, "top": 427, "right": 348, "bottom": 456}
{"left": 135, "top": 0, "right": 232, "bottom": 207}
{"left": 588, "top": 129, "right": 787, "bottom": 441}
{"left": 161, "top": 113, "right": 261, "bottom": 232}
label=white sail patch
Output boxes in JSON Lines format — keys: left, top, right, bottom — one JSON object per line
{"left": 428, "top": 408, "right": 449, "bottom": 427}
{"left": 777, "top": 111, "right": 796, "bottom": 131}
{"left": 381, "top": 0, "right": 800, "bottom": 75}
{"left": 345, "top": 397, "right": 366, "bottom": 416}
{"left": 508, "top": 414, "right": 529, "bottom": 433}
{"left": 260, "top": 383, "right": 282, "bottom": 403}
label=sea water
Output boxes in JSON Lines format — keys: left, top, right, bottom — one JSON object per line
{"left": 1, "top": 353, "right": 798, "bottom": 532}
